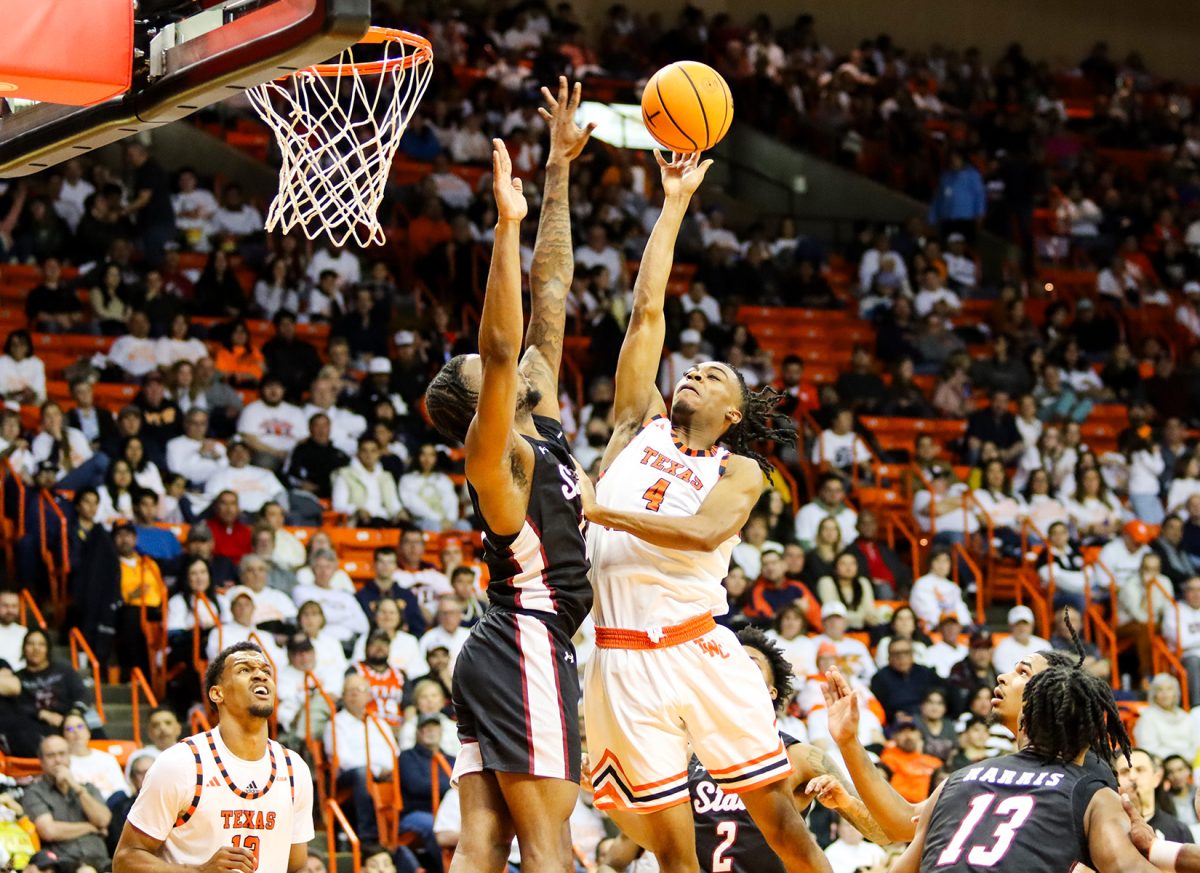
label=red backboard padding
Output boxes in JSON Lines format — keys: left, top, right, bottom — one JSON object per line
{"left": 0, "top": 0, "right": 133, "bottom": 106}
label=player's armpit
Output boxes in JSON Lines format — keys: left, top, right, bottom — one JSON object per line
{"left": 1086, "top": 788, "right": 1161, "bottom": 873}
{"left": 585, "top": 455, "right": 762, "bottom": 551}
{"left": 112, "top": 823, "right": 190, "bottom": 873}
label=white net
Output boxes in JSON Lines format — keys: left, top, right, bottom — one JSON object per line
{"left": 247, "top": 31, "right": 433, "bottom": 248}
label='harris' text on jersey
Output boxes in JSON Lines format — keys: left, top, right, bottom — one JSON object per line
{"left": 958, "top": 765, "right": 1065, "bottom": 789}
{"left": 638, "top": 447, "right": 704, "bottom": 491}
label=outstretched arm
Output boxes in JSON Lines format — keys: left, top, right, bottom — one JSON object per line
{"left": 522, "top": 77, "right": 595, "bottom": 421}
{"left": 1088, "top": 789, "right": 1162, "bottom": 873}
{"left": 795, "top": 744, "right": 893, "bottom": 846}
{"left": 465, "top": 141, "right": 532, "bottom": 536}
{"left": 600, "top": 152, "right": 711, "bottom": 473}
{"left": 583, "top": 454, "right": 762, "bottom": 551}
{"left": 889, "top": 781, "right": 945, "bottom": 873}
{"left": 821, "top": 667, "right": 921, "bottom": 842}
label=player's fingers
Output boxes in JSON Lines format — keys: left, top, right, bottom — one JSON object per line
{"left": 698, "top": 159, "right": 714, "bottom": 174}
{"left": 541, "top": 86, "right": 558, "bottom": 109}
{"left": 821, "top": 680, "right": 835, "bottom": 707}
{"left": 570, "top": 80, "right": 583, "bottom": 110}
{"left": 538, "top": 107, "right": 553, "bottom": 122}
{"left": 654, "top": 150, "right": 668, "bottom": 168}
{"left": 584, "top": 121, "right": 598, "bottom": 137}
{"left": 512, "top": 178, "right": 524, "bottom": 193}
{"left": 558, "top": 75, "right": 569, "bottom": 105}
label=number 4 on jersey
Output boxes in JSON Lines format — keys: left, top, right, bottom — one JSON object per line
{"left": 642, "top": 478, "right": 670, "bottom": 512}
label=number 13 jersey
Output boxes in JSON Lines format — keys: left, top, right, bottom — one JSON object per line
{"left": 919, "top": 749, "right": 1110, "bottom": 873}
{"left": 588, "top": 415, "right": 735, "bottom": 628}
{"left": 126, "top": 727, "right": 314, "bottom": 869}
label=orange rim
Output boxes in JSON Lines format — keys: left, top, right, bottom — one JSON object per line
{"left": 298, "top": 27, "right": 432, "bottom": 78}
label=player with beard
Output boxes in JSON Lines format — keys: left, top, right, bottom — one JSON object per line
{"left": 816, "top": 613, "right": 1117, "bottom": 843}
{"left": 423, "top": 84, "right": 595, "bottom": 873}
{"left": 112, "top": 641, "right": 313, "bottom": 873}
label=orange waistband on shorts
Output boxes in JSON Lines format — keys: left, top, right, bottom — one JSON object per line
{"left": 594, "top": 613, "right": 717, "bottom": 650}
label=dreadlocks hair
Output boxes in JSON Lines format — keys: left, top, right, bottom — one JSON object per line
{"left": 425, "top": 355, "right": 478, "bottom": 444}
{"left": 720, "top": 366, "right": 798, "bottom": 475}
{"left": 736, "top": 625, "right": 795, "bottom": 708}
{"left": 1036, "top": 607, "right": 1089, "bottom": 670}
{"left": 1021, "top": 666, "right": 1132, "bottom": 774}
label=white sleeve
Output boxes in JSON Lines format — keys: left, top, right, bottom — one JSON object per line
{"left": 29, "top": 359, "right": 45, "bottom": 403}
{"left": 237, "top": 404, "right": 262, "bottom": 438}
{"left": 398, "top": 474, "right": 438, "bottom": 521}
{"left": 908, "top": 580, "right": 936, "bottom": 628}
{"left": 125, "top": 743, "right": 196, "bottom": 841}
{"left": 331, "top": 470, "right": 353, "bottom": 515}
{"left": 810, "top": 434, "right": 823, "bottom": 464}
{"left": 853, "top": 436, "right": 872, "bottom": 464}
{"left": 286, "top": 751, "right": 315, "bottom": 843}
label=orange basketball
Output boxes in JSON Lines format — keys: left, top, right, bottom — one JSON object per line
{"left": 641, "top": 61, "right": 734, "bottom": 153}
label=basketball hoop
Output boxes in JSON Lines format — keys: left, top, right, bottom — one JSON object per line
{"left": 247, "top": 28, "right": 433, "bottom": 248}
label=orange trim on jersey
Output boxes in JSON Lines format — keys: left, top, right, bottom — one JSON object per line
{"left": 719, "top": 766, "right": 792, "bottom": 795}
{"left": 706, "top": 740, "right": 787, "bottom": 776}
{"left": 591, "top": 751, "right": 689, "bottom": 791}
{"left": 594, "top": 612, "right": 716, "bottom": 650}
{"left": 670, "top": 426, "right": 720, "bottom": 458}
{"left": 174, "top": 736, "right": 204, "bottom": 827}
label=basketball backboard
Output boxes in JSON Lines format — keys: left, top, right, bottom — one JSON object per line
{"left": 0, "top": 0, "right": 370, "bottom": 178}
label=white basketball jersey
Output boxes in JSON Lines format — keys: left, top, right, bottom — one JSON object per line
{"left": 588, "top": 416, "right": 735, "bottom": 628}
{"left": 127, "top": 727, "right": 314, "bottom": 870}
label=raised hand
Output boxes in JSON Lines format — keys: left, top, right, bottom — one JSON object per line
{"left": 1121, "top": 793, "right": 1155, "bottom": 856}
{"left": 492, "top": 139, "right": 527, "bottom": 223}
{"left": 539, "top": 76, "right": 596, "bottom": 164}
{"left": 821, "top": 667, "right": 861, "bottom": 747}
{"left": 656, "top": 150, "right": 712, "bottom": 202}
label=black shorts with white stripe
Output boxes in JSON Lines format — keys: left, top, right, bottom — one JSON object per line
{"left": 451, "top": 608, "right": 581, "bottom": 784}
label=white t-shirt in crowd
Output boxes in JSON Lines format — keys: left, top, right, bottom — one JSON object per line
{"left": 238, "top": 400, "right": 309, "bottom": 454}
{"left": 812, "top": 430, "right": 871, "bottom": 470}
{"left": 70, "top": 749, "right": 127, "bottom": 801}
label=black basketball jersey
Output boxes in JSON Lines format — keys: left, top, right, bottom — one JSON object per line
{"left": 467, "top": 414, "right": 592, "bottom": 636}
{"left": 690, "top": 733, "right": 801, "bottom": 873}
{"left": 919, "top": 749, "right": 1111, "bottom": 873}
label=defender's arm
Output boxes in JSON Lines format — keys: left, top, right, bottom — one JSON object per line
{"left": 522, "top": 77, "right": 595, "bottom": 421}
{"left": 465, "top": 141, "right": 531, "bottom": 535}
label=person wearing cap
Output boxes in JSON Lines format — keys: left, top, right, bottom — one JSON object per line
{"left": 353, "top": 356, "right": 408, "bottom": 420}
{"left": 1097, "top": 518, "right": 1154, "bottom": 591}
{"left": 991, "top": 605, "right": 1050, "bottom": 674}
{"left": 236, "top": 374, "right": 307, "bottom": 471}
{"left": 945, "top": 630, "right": 998, "bottom": 713}
{"left": 815, "top": 602, "right": 875, "bottom": 681}
{"left": 132, "top": 370, "right": 181, "bottom": 460}
{"left": 303, "top": 374, "right": 367, "bottom": 457}
{"left": 331, "top": 435, "right": 405, "bottom": 527}
{"left": 656, "top": 326, "right": 707, "bottom": 397}
{"left": 744, "top": 546, "right": 823, "bottom": 630}
{"left": 398, "top": 443, "right": 468, "bottom": 533}
{"left": 197, "top": 440, "right": 288, "bottom": 517}
{"left": 113, "top": 520, "right": 166, "bottom": 680}
{"left": 106, "top": 310, "right": 159, "bottom": 380}
{"left": 181, "top": 522, "right": 236, "bottom": 588}
{"left": 942, "top": 232, "right": 978, "bottom": 292}
{"left": 397, "top": 712, "right": 454, "bottom": 873}
{"left": 909, "top": 549, "right": 972, "bottom": 631}
{"left": 878, "top": 718, "right": 943, "bottom": 803}
{"left": 924, "top": 612, "right": 967, "bottom": 679}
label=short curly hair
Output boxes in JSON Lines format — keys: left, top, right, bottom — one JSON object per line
{"left": 736, "top": 625, "right": 794, "bottom": 709}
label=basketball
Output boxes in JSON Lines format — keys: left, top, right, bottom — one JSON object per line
{"left": 641, "top": 61, "right": 733, "bottom": 153}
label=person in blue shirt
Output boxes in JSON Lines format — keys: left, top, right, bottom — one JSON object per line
{"left": 132, "top": 490, "right": 181, "bottom": 565}
{"left": 398, "top": 114, "right": 442, "bottom": 162}
{"left": 928, "top": 150, "right": 986, "bottom": 242}
{"left": 399, "top": 714, "right": 454, "bottom": 873}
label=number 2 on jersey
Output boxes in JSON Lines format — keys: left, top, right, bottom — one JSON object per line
{"left": 642, "top": 478, "right": 670, "bottom": 512}
{"left": 232, "top": 834, "right": 261, "bottom": 870}
{"left": 936, "top": 793, "right": 1035, "bottom": 867}
{"left": 711, "top": 822, "right": 738, "bottom": 873}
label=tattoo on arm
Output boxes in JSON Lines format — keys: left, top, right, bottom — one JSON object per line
{"left": 801, "top": 746, "right": 893, "bottom": 846}
{"left": 526, "top": 162, "right": 572, "bottom": 374}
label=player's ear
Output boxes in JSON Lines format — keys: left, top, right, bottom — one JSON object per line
{"left": 209, "top": 684, "right": 223, "bottom": 707}
{"left": 726, "top": 405, "right": 743, "bottom": 428}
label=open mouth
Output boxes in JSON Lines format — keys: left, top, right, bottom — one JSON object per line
{"left": 252, "top": 685, "right": 271, "bottom": 699}
{"left": 678, "top": 384, "right": 699, "bottom": 396}
{"left": 991, "top": 686, "right": 1003, "bottom": 705}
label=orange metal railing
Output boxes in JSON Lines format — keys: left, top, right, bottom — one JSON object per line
{"left": 129, "top": 666, "right": 158, "bottom": 748}
{"left": 17, "top": 588, "right": 46, "bottom": 629}
{"left": 69, "top": 627, "right": 105, "bottom": 723}
{"left": 326, "top": 800, "right": 360, "bottom": 873}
